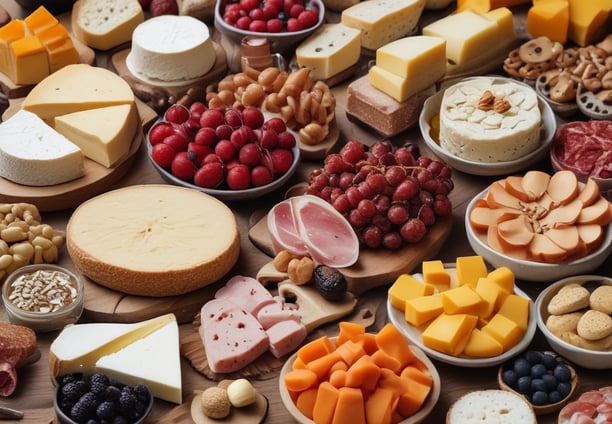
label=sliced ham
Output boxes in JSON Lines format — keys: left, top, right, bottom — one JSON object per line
{"left": 257, "top": 297, "right": 301, "bottom": 330}
{"left": 266, "top": 320, "right": 307, "bottom": 359}
{"left": 215, "top": 275, "right": 276, "bottom": 316}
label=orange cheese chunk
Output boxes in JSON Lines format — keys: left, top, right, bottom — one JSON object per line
{"left": 568, "top": 0, "right": 612, "bottom": 46}
{"left": 422, "top": 260, "right": 450, "bottom": 290}
{"left": 388, "top": 274, "right": 434, "bottom": 311}
{"left": 441, "top": 285, "right": 483, "bottom": 315}
{"left": 331, "top": 387, "right": 366, "bottom": 424}
{"left": 482, "top": 313, "right": 523, "bottom": 351}
{"left": 24, "top": 5, "right": 58, "bottom": 35}
{"left": 421, "top": 313, "right": 478, "bottom": 356}
{"left": 313, "top": 381, "right": 339, "bottom": 424}
{"left": 404, "top": 294, "right": 444, "bottom": 327}
{"left": 462, "top": 328, "right": 504, "bottom": 357}
{"left": 455, "top": 255, "right": 488, "bottom": 288}
{"left": 497, "top": 294, "right": 530, "bottom": 331}
{"left": 364, "top": 387, "right": 395, "bottom": 424}
{"left": 456, "top": 0, "right": 530, "bottom": 13}
{"left": 0, "top": 19, "right": 25, "bottom": 77}
{"left": 486, "top": 266, "right": 515, "bottom": 294}
{"left": 9, "top": 35, "right": 49, "bottom": 85}
{"left": 474, "top": 277, "right": 502, "bottom": 319}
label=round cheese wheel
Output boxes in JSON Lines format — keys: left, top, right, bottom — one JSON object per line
{"left": 446, "top": 389, "right": 536, "bottom": 424}
{"left": 67, "top": 185, "right": 240, "bottom": 297}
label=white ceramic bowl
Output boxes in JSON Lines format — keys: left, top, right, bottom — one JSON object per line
{"left": 279, "top": 337, "right": 441, "bottom": 424}
{"left": 386, "top": 272, "right": 537, "bottom": 368}
{"left": 535, "top": 275, "right": 612, "bottom": 370}
{"left": 419, "top": 76, "right": 556, "bottom": 176}
{"left": 214, "top": 0, "right": 325, "bottom": 54}
{"left": 465, "top": 187, "right": 612, "bottom": 282}
{"left": 2, "top": 264, "right": 84, "bottom": 332}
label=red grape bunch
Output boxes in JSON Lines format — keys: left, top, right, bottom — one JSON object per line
{"left": 149, "top": 103, "right": 296, "bottom": 190}
{"left": 306, "top": 140, "right": 454, "bottom": 250}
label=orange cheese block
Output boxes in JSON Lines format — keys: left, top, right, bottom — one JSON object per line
{"left": 388, "top": 273, "right": 434, "bottom": 311}
{"left": 66, "top": 185, "right": 240, "bottom": 297}
{"left": 421, "top": 313, "right": 478, "bottom": 356}
{"left": 456, "top": 0, "right": 530, "bottom": 13}
{"left": 568, "top": 0, "right": 612, "bottom": 46}
{"left": 422, "top": 259, "right": 450, "bottom": 290}
{"left": 462, "top": 328, "right": 503, "bottom": 357}
{"left": 405, "top": 294, "right": 444, "bottom": 327}
{"left": 441, "top": 285, "right": 483, "bottom": 315}
{"left": 456, "top": 255, "right": 487, "bottom": 288}
{"left": 527, "top": 0, "right": 569, "bottom": 44}
{"left": 497, "top": 294, "right": 530, "bottom": 331}
{"left": 481, "top": 313, "right": 523, "bottom": 351}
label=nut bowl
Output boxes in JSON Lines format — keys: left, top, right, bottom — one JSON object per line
{"left": 535, "top": 275, "right": 612, "bottom": 370}
{"left": 2, "top": 264, "right": 84, "bottom": 332}
{"left": 214, "top": 0, "right": 325, "bottom": 53}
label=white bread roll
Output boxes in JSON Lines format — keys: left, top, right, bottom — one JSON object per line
{"left": 447, "top": 390, "right": 536, "bottom": 424}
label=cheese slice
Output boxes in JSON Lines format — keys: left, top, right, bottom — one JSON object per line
{"left": 22, "top": 63, "right": 135, "bottom": 122}
{"left": 96, "top": 318, "right": 182, "bottom": 403}
{"left": 49, "top": 313, "right": 176, "bottom": 377}
{"left": 54, "top": 103, "right": 139, "bottom": 168}
{"left": 341, "top": 0, "right": 426, "bottom": 50}
{"left": 296, "top": 23, "right": 361, "bottom": 81}
{"left": 0, "top": 110, "right": 84, "bottom": 186}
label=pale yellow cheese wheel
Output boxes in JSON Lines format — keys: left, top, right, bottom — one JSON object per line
{"left": 67, "top": 184, "right": 240, "bottom": 297}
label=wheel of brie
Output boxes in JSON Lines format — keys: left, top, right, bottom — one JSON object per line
{"left": 66, "top": 185, "right": 240, "bottom": 297}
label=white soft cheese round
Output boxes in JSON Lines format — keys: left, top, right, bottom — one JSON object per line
{"left": 439, "top": 77, "right": 542, "bottom": 163}
{"left": 126, "top": 15, "right": 215, "bottom": 83}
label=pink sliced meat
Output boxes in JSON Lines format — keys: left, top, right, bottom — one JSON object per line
{"left": 199, "top": 298, "right": 269, "bottom": 374}
{"left": 215, "top": 275, "right": 276, "bottom": 316}
{"left": 0, "top": 363, "right": 17, "bottom": 397}
{"left": 559, "top": 388, "right": 612, "bottom": 424}
{"left": 256, "top": 297, "right": 301, "bottom": 330}
{"left": 266, "top": 200, "right": 309, "bottom": 256}
{"left": 266, "top": 319, "right": 307, "bottom": 359}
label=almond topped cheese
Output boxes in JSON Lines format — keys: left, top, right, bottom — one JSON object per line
{"left": 66, "top": 185, "right": 240, "bottom": 297}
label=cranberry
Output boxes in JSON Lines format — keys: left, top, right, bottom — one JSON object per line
{"left": 151, "top": 143, "right": 175, "bottom": 168}
{"left": 171, "top": 151, "right": 197, "bottom": 180}
{"left": 148, "top": 122, "right": 174, "bottom": 146}
{"left": 199, "top": 109, "right": 225, "bottom": 129}
{"left": 226, "top": 164, "right": 251, "bottom": 190}
{"left": 194, "top": 162, "right": 224, "bottom": 188}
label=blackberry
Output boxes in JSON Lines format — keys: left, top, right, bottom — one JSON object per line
{"left": 112, "top": 416, "right": 129, "bottom": 424}
{"left": 70, "top": 392, "right": 97, "bottom": 423}
{"left": 133, "top": 383, "right": 150, "bottom": 403}
{"left": 61, "top": 381, "right": 89, "bottom": 403}
{"left": 96, "top": 401, "right": 116, "bottom": 420}
{"left": 118, "top": 388, "right": 136, "bottom": 416}
{"left": 105, "top": 385, "right": 122, "bottom": 402}
{"left": 90, "top": 373, "right": 110, "bottom": 396}
{"left": 60, "top": 373, "right": 82, "bottom": 386}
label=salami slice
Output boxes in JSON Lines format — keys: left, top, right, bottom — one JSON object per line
{"left": 559, "top": 388, "right": 612, "bottom": 424}
{"left": 0, "top": 322, "right": 37, "bottom": 396}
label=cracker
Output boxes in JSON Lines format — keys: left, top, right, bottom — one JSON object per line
{"left": 546, "top": 312, "right": 583, "bottom": 336}
{"left": 547, "top": 284, "right": 591, "bottom": 315}
{"left": 558, "top": 331, "right": 612, "bottom": 351}
{"left": 577, "top": 309, "right": 612, "bottom": 341}
{"left": 590, "top": 285, "right": 612, "bottom": 315}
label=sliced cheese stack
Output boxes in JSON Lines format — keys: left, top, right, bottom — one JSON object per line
{"left": 295, "top": 23, "right": 361, "bottom": 81}
{"left": 527, "top": 0, "right": 569, "bottom": 44}
{"left": 0, "top": 6, "right": 79, "bottom": 85}
{"left": 66, "top": 185, "right": 240, "bottom": 297}
{"left": 49, "top": 313, "right": 182, "bottom": 404}
{"left": 0, "top": 110, "right": 84, "bottom": 186}
{"left": 369, "top": 35, "right": 446, "bottom": 103}
{"left": 340, "top": 0, "right": 426, "bottom": 50}
{"left": 22, "top": 63, "right": 138, "bottom": 168}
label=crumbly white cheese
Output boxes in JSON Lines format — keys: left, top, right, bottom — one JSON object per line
{"left": 0, "top": 110, "right": 84, "bottom": 186}
{"left": 126, "top": 15, "right": 215, "bottom": 83}
{"left": 439, "top": 77, "right": 542, "bottom": 163}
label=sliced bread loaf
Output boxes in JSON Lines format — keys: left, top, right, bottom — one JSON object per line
{"left": 447, "top": 390, "right": 536, "bottom": 424}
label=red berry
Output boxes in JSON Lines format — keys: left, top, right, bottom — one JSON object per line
{"left": 251, "top": 165, "right": 274, "bottom": 186}
{"left": 239, "top": 143, "right": 262, "bottom": 166}
{"left": 187, "top": 143, "right": 213, "bottom": 167}
{"left": 199, "top": 109, "right": 225, "bottom": 129}
{"left": 203, "top": 153, "right": 222, "bottom": 165}
{"left": 283, "top": 0, "right": 296, "bottom": 13}
{"left": 194, "top": 127, "right": 217, "bottom": 146}
{"left": 297, "top": 9, "right": 318, "bottom": 28}
{"left": 151, "top": 143, "right": 175, "bottom": 168}
{"left": 258, "top": 129, "right": 278, "bottom": 149}
{"left": 286, "top": 17, "right": 303, "bottom": 32}
{"left": 262, "top": 5, "right": 280, "bottom": 20}
{"left": 249, "top": 7, "right": 264, "bottom": 20}
{"left": 163, "top": 133, "right": 188, "bottom": 152}
{"left": 236, "top": 15, "right": 252, "bottom": 30}
{"left": 164, "top": 104, "right": 190, "bottom": 124}
{"left": 226, "top": 164, "right": 251, "bottom": 190}
{"left": 277, "top": 131, "right": 296, "bottom": 149}
{"left": 224, "top": 8, "right": 241, "bottom": 24}
{"left": 269, "top": 148, "right": 294, "bottom": 175}
{"left": 171, "top": 151, "right": 197, "bottom": 180}
{"left": 215, "top": 139, "right": 237, "bottom": 162}
{"left": 224, "top": 109, "right": 243, "bottom": 129}
{"left": 148, "top": 122, "right": 174, "bottom": 145}
{"left": 249, "top": 19, "right": 267, "bottom": 32}
{"left": 194, "top": 162, "right": 224, "bottom": 188}
{"left": 240, "top": 0, "right": 259, "bottom": 12}
{"left": 266, "top": 18, "right": 283, "bottom": 32}
{"left": 262, "top": 116, "right": 286, "bottom": 133}
{"left": 150, "top": 0, "right": 178, "bottom": 16}
{"left": 216, "top": 124, "right": 234, "bottom": 141}
{"left": 230, "top": 126, "right": 254, "bottom": 150}
{"left": 289, "top": 3, "right": 305, "bottom": 17}
{"left": 241, "top": 106, "right": 264, "bottom": 129}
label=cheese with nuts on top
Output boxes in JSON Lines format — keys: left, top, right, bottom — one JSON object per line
{"left": 0, "top": 110, "right": 84, "bottom": 186}
{"left": 438, "top": 77, "right": 542, "bottom": 163}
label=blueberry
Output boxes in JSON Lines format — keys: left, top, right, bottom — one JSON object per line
{"left": 524, "top": 350, "right": 543, "bottom": 365}
{"left": 513, "top": 358, "right": 531, "bottom": 377}
{"left": 530, "top": 363, "right": 547, "bottom": 379}
{"left": 531, "top": 378, "right": 546, "bottom": 393}
{"left": 502, "top": 369, "right": 518, "bottom": 387}
{"left": 557, "top": 381, "right": 572, "bottom": 397}
{"left": 553, "top": 364, "right": 571, "bottom": 382}
{"left": 517, "top": 376, "right": 532, "bottom": 394}
{"left": 532, "top": 390, "right": 550, "bottom": 406}
{"left": 542, "top": 373, "right": 557, "bottom": 391}
{"left": 542, "top": 353, "right": 558, "bottom": 370}
{"left": 549, "top": 390, "right": 564, "bottom": 404}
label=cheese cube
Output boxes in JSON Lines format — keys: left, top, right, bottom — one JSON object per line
{"left": 368, "top": 65, "right": 413, "bottom": 103}
{"left": 527, "top": 0, "right": 569, "bottom": 43}
{"left": 474, "top": 277, "right": 501, "bottom": 319}
{"left": 422, "top": 259, "right": 450, "bottom": 289}
{"left": 457, "top": 0, "right": 530, "bottom": 13}
{"left": 486, "top": 266, "right": 515, "bottom": 294}
{"left": 404, "top": 294, "right": 444, "bottom": 327}
{"left": 388, "top": 274, "right": 434, "bottom": 311}
{"left": 296, "top": 23, "right": 361, "bottom": 81}
{"left": 37, "top": 24, "right": 79, "bottom": 73}
{"left": 0, "top": 20, "right": 25, "bottom": 77}
{"left": 422, "top": 8, "right": 516, "bottom": 66}
{"left": 482, "top": 313, "right": 523, "bottom": 351}
{"left": 9, "top": 35, "right": 49, "bottom": 85}
{"left": 422, "top": 313, "right": 478, "bottom": 356}
{"left": 462, "top": 328, "right": 503, "bottom": 357}
{"left": 441, "top": 285, "right": 483, "bottom": 315}
{"left": 24, "top": 6, "right": 58, "bottom": 35}
{"left": 497, "top": 294, "right": 530, "bottom": 331}
{"left": 455, "top": 255, "right": 488, "bottom": 288}
{"left": 568, "top": 0, "right": 612, "bottom": 46}
{"left": 341, "top": 0, "right": 426, "bottom": 50}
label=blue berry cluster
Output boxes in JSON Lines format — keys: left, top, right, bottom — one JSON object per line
{"left": 501, "top": 350, "right": 573, "bottom": 406}
{"left": 56, "top": 373, "right": 151, "bottom": 424}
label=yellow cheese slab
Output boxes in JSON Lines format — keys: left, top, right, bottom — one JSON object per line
{"left": 455, "top": 255, "right": 488, "bottom": 288}
{"left": 497, "top": 294, "right": 530, "bottom": 331}
{"left": 422, "top": 313, "right": 478, "bottom": 356}
{"left": 421, "top": 259, "right": 450, "bottom": 290}
{"left": 486, "top": 266, "right": 514, "bottom": 294}
{"left": 388, "top": 273, "right": 434, "bottom": 311}
{"left": 405, "top": 294, "right": 444, "bottom": 327}
{"left": 482, "top": 313, "right": 523, "bottom": 351}
{"left": 457, "top": 0, "right": 530, "bottom": 13}
{"left": 462, "top": 328, "right": 504, "bottom": 357}
{"left": 368, "top": 65, "right": 414, "bottom": 103}
{"left": 441, "top": 285, "right": 483, "bottom": 315}
{"left": 527, "top": 0, "right": 569, "bottom": 43}
{"left": 474, "top": 277, "right": 501, "bottom": 319}
{"left": 568, "top": 0, "right": 612, "bottom": 46}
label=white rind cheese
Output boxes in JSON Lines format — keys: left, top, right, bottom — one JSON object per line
{"left": 295, "top": 23, "right": 361, "bottom": 80}
{"left": 439, "top": 77, "right": 542, "bottom": 163}
{"left": 126, "top": 15, "right": 215, "bottom": 83}
{"left": 0, "top": 110, "right": 84, "bottom": 186}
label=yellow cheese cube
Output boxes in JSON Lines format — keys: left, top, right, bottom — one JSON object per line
{"left": 441, "top": 285, "right": 483, "bottom": 315}
{"left": 388, "top": 273, "right": 434, "bottom": 311}
{"left": 527, "top": 0, "right": 569, "bottom": 43}
{"left": 341, "top": 0, "right": 426, "bottom": 50}
{"left": 422, "top": 259, "right": 450, "bottom": 289}
{"left": 9, "top": 35, "right": 49, "bottom": 85}
{"left": 40, "top": 32, "right": 79, "bottom": 73}
{"left": 568, "top": 0, "right": 612, "bottom": 46}
{"left": 368, "top": 65, "right": 413, "bottom": 103}
{"left": 376, "top": 35, "right": 446, "bottom": 80}
{"left": 0, "top": 20, "right": 25, "bottom": 77}
{"left": 483, "top": 7, "right": 516, "bottom": 39}
{"left": 24, "top": 6, "right": 58, "bottom": 35}
{"left": 497, "top": 294, "right": 530, "bottom": 331}
{"left": 404, "top": 294, "right": 444, "bottom": 327}
{"left": 422, "top": 313, "right": 478, "bottom": 356}
{"left": 486, "top": 266, "right": 515, "bottom": 294}
{"left": 296, "top": 23, "right": 361, "bottom": 81}
{"left": 455, "top": 255, "right": 488, "bottom": 288}
{"left": 474, "top": 277, "right": 501, "bottom": 319}
{"left": 457, "top": 0, "right": 530, "bottom": 13}
{"left": 462, "top": 328, "right": 504, "bottom": 358}
{"left": 482, "top": 313, "right": 523, "bottom": 351}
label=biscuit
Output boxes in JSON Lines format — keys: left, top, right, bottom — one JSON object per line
{"left": 577, "top": 309, "right": 612, "bottom": 341}
{"left": 547, "top": 284, "right": 591, "bottom": 315}
{"left": 558, "top": 331, "right": 612, "bottom": 351}
{"left": 546, "top": 312, "right": 583, "bottom": 336}
{"left": 590, "top": 285, "right": 612, "bottom": 315}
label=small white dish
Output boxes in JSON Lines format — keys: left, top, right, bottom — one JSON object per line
{"left": 386, "top": 272, "right": 537, "bottom": 368}
{"left": 465, "top": 187, "right": 612, "bottom": 282}
{"left": 419, "top": 76, "right": 556, "bottom": 176}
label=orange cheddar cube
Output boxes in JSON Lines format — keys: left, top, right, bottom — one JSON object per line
{"left": 441, "top": 285, "right": 483, "bottom": 315}
{"left": 568, "top": 0, "right": 612, "bottom": 46}
{"left": 482, "top": 313, "right": 523, "bottom": 351}
{"left": 462, "top": 327, "right": 504, "bottom": 357}
{"left": 498, "top": 294, "right": 530, "bottom": 331}
{"left": 422, "top": 260, "right": 450, "bottom": 290}
{"left": 456, "top": 255, "right": 488, "bottom": 287}
{"left": 24, "top": 6, "right": 58, "bottom": 34}
{"left": 404, "top": 294, "right": 444, "bottom": 327}
{"left": 9, "top": 35, "right": 49, "bottom": 85}
{"left": 527, "top": 0, "right": 569, "bottom": 43}
{"left": 474, "top": 277, "right": 502, "bottom": 319}
{"left": 421, "top": 313, "right": 478, "bottom": 356}
{"left": 388, "top": 274, "right": 434, "bottom": 311}
{"left": 486, "top": 266, "right": 515, "bottom": 294}
{"left": 0, "top": 19, "right": 25, "bottom": 76}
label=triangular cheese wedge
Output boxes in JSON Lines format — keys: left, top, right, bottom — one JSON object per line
{"left": 22, "top": 64, "right": 134, "bottom": 121}
{"left": 54, "top": 103, "right": 139, "bottom": 168}
{"left": 49, "top": 313, "right": 175, "bottom": 378}
{"left": 96, "top": 319, "right": 182, "bottom": 404}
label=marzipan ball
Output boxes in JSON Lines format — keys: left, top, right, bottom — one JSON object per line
{"left": 200, "top": 386, "right": 231, "bottom": 419}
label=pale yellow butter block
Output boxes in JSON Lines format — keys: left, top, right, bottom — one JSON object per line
{"left": 376, "top": 35, "right": 446, "bottom": 79}
{"left": 341, "top": 0, "right": 425, "bottom": 50}
{"left": 296, "top": 23, "right": 361, "bottom": 81}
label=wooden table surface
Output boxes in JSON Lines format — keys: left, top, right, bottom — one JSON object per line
{"left": 1, "top": 1, "right": 610, "bottom": 423}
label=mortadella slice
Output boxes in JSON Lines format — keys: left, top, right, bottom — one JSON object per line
{"left": 266, "top": 319, "right": 307, "bottom": 359}
{"left": 257, "top": 296, "right": 302, "bottom": 330}
{"left": 215, "top": 275, "right": 276, "bottom": 316}
{"left": 199, "top": 298, "right": 269, "bottom": 374}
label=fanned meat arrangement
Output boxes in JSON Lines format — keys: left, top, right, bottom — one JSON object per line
{"left": 0, "top": 322, "right": 37, "bottom": 396}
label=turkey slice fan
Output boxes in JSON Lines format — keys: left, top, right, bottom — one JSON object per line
{"left": 267, "top": 195, "right": 359, "bottom": 268}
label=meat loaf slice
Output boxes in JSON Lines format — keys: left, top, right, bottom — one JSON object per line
{"left": 215, "top": 275, "right": 276, "bottom": 316}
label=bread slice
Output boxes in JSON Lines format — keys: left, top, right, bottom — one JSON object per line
{"left": 71, "top": 0, "right": 144, "bottom": 50}
{"left": 447, "top": 390, "right": 536, "bottom": 424}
